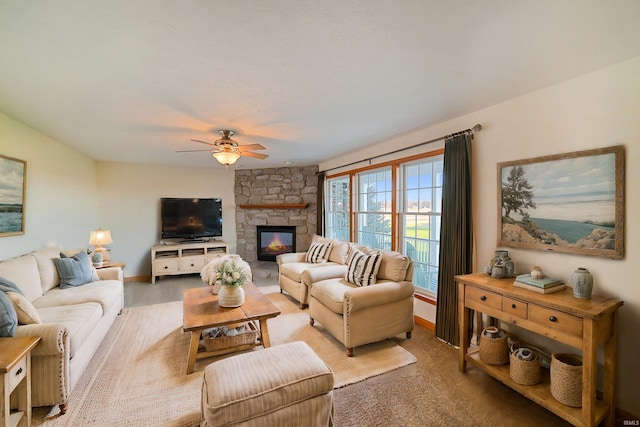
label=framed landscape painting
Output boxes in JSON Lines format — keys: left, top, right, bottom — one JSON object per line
{"left": 0, "top": 155, "right": 26, "bottom": 237}
{"left": 498, "top": 145, "right": 624, "bottom": 259}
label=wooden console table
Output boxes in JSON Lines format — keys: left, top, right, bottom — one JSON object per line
{"left": 456, "top": 273, "right": 622, "bottom": 427}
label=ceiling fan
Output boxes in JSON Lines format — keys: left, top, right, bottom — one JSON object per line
{"left": 176, "top": 130, "right": 268, "bottom": 166}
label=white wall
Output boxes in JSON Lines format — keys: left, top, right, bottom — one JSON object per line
{"left": 96, "top": 162, "right": 237, "bottom": 277}
{"left": 319, "top": 56, "right": 640, "bottom": 414}
{"left": 0, "top": 112, "right": 98, "bottom": 259}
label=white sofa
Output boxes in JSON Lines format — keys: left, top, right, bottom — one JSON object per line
{"left": 0, "top": 246, "right": 123, "bottom": 414}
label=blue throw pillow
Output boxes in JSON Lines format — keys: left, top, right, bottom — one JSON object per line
{"left": 0, "top": 276, "right": 25, "bottom": 296}
{"left": 54, "top": 251, "right": 94, "bottom": 289}
{"left": 0, "top": 290, "right": 17, "bottom": 337}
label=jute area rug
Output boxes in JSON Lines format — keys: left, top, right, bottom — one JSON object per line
{"left": 33, "top": 285, "right": 416, "bottom": 426}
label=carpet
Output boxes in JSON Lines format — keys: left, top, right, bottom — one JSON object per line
{"left": 263, "top": 285, "right": 417, "bottom": 388}
{"left": 33, "top": 285, "right": 416, "bottom": 426}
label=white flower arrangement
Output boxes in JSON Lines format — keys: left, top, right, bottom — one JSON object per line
{"left": 215, "top": 260, "right": 247, "bottom": 287}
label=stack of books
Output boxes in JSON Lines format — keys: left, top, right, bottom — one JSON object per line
{"left": 513, "top": 274, "right": 566, "bottom": 294}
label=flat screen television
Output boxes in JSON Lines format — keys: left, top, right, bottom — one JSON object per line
{"left": 161, "top": 197, "right": 222, "bottom": 241}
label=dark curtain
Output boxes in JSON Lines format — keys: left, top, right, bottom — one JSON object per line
{"left": 435, "top": 133, "right": 474, "bottom": 347}
{"left": 317, "top": 171, "right": 326, "bottom": 235}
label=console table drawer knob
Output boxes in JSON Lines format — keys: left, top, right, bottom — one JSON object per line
{"left": 549, "top": 316, "right": 557, "bottom": 322}
{"left": 16, "top": 367, "right": 23, "bottom": 376}
{"left": 480, "top": 296, "right": 487, "bottom": 301}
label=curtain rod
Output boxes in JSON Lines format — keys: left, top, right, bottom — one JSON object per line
{"left": 319, "top": 123, "right": 482, "bottom": 174}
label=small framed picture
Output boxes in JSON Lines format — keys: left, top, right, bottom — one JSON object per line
{"left": 0, "top": 154, "right": 26, "bottom": 237}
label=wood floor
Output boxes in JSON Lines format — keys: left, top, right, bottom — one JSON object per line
{"left": 124, "top": 261, "right": 280, "bottom": 307}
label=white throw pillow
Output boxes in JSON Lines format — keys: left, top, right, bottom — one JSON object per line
{"left": 305, "top": 241, "right": 332, "bottom": 264}
{"left": 345, "top": 248, "right": 382, "bottom": 286}
{"left": 6, "top": 291, "right": 41, "bottom": 324}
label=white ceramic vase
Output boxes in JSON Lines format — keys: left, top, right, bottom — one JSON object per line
{"left": 217, "top": 285, "right": 245, "bottom": 307}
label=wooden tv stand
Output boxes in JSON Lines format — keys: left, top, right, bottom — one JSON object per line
{"left": 151, "top": 241, "right": 228, "bottom": 284}
{"left": 456, "top": 273, "right": 622, "bottom": 427}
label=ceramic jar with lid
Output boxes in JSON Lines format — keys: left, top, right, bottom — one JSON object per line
{"left": 571, "top": 267, "right": 593, "bottom": 299}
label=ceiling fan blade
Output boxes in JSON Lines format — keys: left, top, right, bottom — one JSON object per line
{"left": 238, "top": 143, "right": 266, "bottom": 151}
{"left": 240, "top": 151, "right": 269, "bottom": 159}
{"left": 175, "top": 149, "right": 213, "bottom": 153}
{"left": 190, "top": 139, "right": 216, "bottom": 147}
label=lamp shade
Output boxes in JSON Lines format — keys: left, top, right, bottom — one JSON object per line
{"left": 89, "top": 229, "right": 113, "bottom": 246}
{"left": 213, "top": 150, "right": 240, "bottom": 166}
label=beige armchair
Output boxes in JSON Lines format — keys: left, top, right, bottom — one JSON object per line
{"left": 306, "top": 250, "right": 415, "bottom": 356}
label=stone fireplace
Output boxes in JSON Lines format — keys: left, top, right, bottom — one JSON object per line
{"left": 234, "top": 166, "right": 319, "bottom": 262}
{"left": 256, "top": 225, "right": 296, "bottom": 261}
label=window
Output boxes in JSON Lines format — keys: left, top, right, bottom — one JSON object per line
{"left": 399, "top": 157, "right": 443, "bottom": 295}
{"left": 355, "top": 168, "right": 392, "bottom": 251}
{"left": 325, "top": 176, "right": 350, "bottom": 241}
{"left": 323, "top": 150, "right": 444, "bottom": 296}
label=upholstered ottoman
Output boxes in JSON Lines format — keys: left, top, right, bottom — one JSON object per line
{"left": 201, "top": 341, "right": 334, "bottom": 427}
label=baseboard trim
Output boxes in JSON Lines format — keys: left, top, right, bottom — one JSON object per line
{"left": 414, "top": 315, "right": 435, "bottom": 332}
{"left": 124, "top": 275, "right": 150, "bottom": 283}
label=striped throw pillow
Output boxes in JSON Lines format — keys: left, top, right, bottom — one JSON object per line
{"left": 345, "top": 248, "right": 382, "bottom": 286}
{"left": 305, "top": 241, "right": 332, "bottom": 263}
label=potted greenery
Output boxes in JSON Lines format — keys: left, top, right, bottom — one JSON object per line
{"left": 215, "top": 260, "right": 247, "bottom": 307}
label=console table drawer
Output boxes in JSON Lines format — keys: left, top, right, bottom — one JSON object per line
{"left": 465, "top": 286, "right": 502, "bottom": 311}
{"left": 206, "top": 253, "right": 226, "bottom": 263}
{"left": 154, "top": 259, "right": 179, "bottom": 273}
{"left": 528, "top": 304, "right": 582, "bottom": 337}
{"left": 7, "top": 355, "right": 27, "bottom": 392}
{"left": 503, "top": 297, "right": 528, "bottom": 319}
{"left": 180, "top": 257, "right": 205, "bottom": 271}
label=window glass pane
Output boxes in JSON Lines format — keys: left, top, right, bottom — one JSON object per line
{"left": 405, "top": 189, "right": 418, "bottom": 211}
{"left": 399, "top": 155, "right": 444, "bottom": 295}
{"left": 434, "top": 187, "right": 443, "bottom": 214}
{"left": 355, "top": 167, "right": 392, "bottom": 251}
{"left": 434, "top": 161, "right": 443, "bottom": 187}
{"left": 432, "top": 214, "right": 441, "bottom": 241}
{"left": 419, "top": 163, "right": 432, "bottom": 188}
{"left": 325, "top": 176, "right": 350, "bottom": 241}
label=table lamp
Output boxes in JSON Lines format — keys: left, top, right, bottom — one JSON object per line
{"left": 89, "top": 229, "right": 113, "bottom": 264}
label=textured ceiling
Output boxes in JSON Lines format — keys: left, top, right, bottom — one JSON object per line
{"left": 1, "top": 1, "right": 639, "bottom": 169}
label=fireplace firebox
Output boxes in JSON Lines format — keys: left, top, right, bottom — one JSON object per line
{"left": 256, "top": 226, "right": 296, "bottom": 262}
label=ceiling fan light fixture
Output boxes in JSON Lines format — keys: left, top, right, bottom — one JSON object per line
{"left": 213, "top": 149, "right": 240, "bottom": 166}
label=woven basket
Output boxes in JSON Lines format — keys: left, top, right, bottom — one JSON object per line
{"left": 509, "top": 350, "right": 541, "bottom": 385}
{"left": 550, "top": 353, "right": 583, "bottom": 407}
{"left": 479, "top": 328, "right": 509, "bottom": 365}
{"left": 203, "top": 322, "right": 259, "bottom": 352}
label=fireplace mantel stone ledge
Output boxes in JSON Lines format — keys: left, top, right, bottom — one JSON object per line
{"left": 239, "top": 204, "right": 308, "bottom": 209}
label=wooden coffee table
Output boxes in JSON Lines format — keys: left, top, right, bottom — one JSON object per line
{"left": 182, "top": 282, "right": 281, "bottom": 374}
